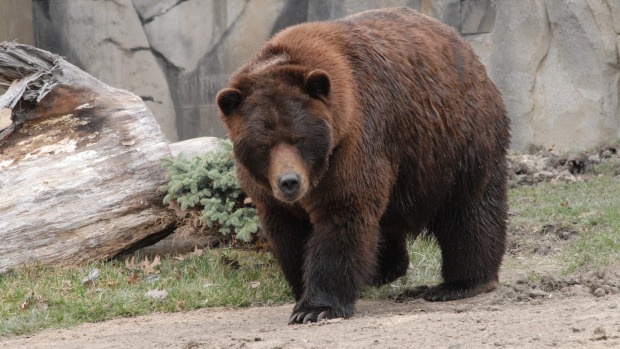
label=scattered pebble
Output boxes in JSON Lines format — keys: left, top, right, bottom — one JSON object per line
{"left": 528, "top": 289, "right": 549, "bottom": 298}
{"left": 81, "top": 268, "right": 100, "bottom": 286}
{"left": 591, "top": 327, "right": 607, "bottom": 341}
{"left": 147, "top": 274, "right": 161, "bottom": 282}
{"left": 485, "top": 306, "right": 502, "bottom": 312}
{"left": 145, "top": 289, "right": 168, "bottom": 299}
{"left": 593, "top": 288, "right": 606, "bottom": 297}
{"left": 454, "top": 306, "right": 471, "bottom": 313}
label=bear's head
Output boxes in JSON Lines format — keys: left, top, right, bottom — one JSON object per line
{"left": 217, "top": 66, "right": 334, "bottom": 203}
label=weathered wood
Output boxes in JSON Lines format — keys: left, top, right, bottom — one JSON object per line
{"left": 136, "top": 228, "right": 222, "bottom": 257}
{"left": 0, "top": 42, "right": 175, "bottom": 273}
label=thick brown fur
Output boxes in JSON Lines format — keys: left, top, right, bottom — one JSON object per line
{"left": 216, "top": 8, "right": 510, "bottom": 325}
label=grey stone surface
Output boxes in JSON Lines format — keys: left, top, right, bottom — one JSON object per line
{"left": 28, "top": 0, "right": 620, "bottom": 151}
{"left": 173, "top": 0, "right": 288, "bottom": 139}
{"left": 534, "top": 0, "right": 619, "bottom": 150}
{"left": 460, "top": 0, "right": 496, "bottom": 34}
{"left": 464, "top": 0, "right": 551, "bottom": 150}
{"left": 132, "top": 0, "right": 182, "bottom": 22}
{"left": 142, "top": 0, "right": 242, "bottom": 74}
{"left": 0, "top": 0, "right": 34, "bottom": 45}
{"left": 32, "top": 0, "right": 178, "bottom": 141}
{"left": 420, "top": 0, "right": 460, "bottom": 29}
{"left": 466, "top": 0, "right": 620, "bottom": 150}
{"left": 307, "top": 0, "right": 422, "bottom": 21}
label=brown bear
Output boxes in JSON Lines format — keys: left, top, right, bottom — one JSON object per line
{"left": 216, "top": 7, "right": 510, "bottom": 325}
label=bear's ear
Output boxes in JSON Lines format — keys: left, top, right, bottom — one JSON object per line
{"left": 216, "top": 88, "right": 243, "bottom": 117}
{"left": 304, "top": 69, "right": 330, "bottom": 100}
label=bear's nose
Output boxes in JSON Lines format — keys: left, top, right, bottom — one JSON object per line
{"left": 278, "top": 173, "right": 301, "bottom": 198}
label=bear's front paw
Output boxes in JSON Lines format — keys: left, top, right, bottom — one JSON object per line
{"left": 288, "top": 302, "right": 351, "bottom": 325}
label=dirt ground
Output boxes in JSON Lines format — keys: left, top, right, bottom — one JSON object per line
{"left": 1, "top": 287, "right": 619, "bottom": 349}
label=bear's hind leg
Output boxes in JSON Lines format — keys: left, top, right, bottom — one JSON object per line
{"left": 426, "top": 173, "right": 508, "bottom": 301}
{"left": 372, "top": 225, "right": 410, "bottom": 286}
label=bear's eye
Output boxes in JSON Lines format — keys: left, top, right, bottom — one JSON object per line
{"left": 256, "top": 144, "right": 269, "bottom": 152}
{"left": 294, "top": 138, "right": 305, "bottom": 147}
{"left": 264, "top": 120, "right": 275, "bottom": 130}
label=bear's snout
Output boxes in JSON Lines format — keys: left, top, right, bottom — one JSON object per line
{"left": 278, "top": 173, "right": 301, "bottom": 199}
{"left": 269, "top": 143, "right": 309, "bottom": 202}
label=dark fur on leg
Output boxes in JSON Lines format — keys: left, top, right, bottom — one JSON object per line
{"left": 427, "top": 171, "right": 508, "bottom": 302}
{"left": 259, "top": 202, "right": 312, "bottom": 301}
{"left": 372, "top": 225, "right": 410, "bottom": 286}
{"left": 289, "top": 204, "right": 381, "bottom": 324}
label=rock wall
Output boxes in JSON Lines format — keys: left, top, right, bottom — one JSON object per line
{"left": 0, "top": 0, "right": 35, "bottom": 96}
{"left": 470, "top": 0, "right": 620, "bottom": 150}
{"left": 0, "top": 0, "right": 34, "bottom": 45}
{"left": 29, "top": 0, "right": 620, "bottom": 151}
{"left": 32, "top": 0, "right": 178, "bottom": 141}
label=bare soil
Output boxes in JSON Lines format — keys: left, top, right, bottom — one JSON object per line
{"left": 3, "top": 146, "right": 620, "bottom": 348}
{"left": 1, "top": 286, "right": 619, "bottom": 349}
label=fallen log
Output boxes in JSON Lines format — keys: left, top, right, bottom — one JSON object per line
{"left": 0, "top": 42, "right": 175, "bottom": 273}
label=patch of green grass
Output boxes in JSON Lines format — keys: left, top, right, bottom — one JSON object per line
{"left": 362, "top": 237, "right": 442, "bottom": 299}
{"left": 509, "top": 176, "right": 620, "bottom": 274}
{"left": 594, "top": 162, "right": 620, "bottom": 176}
{"left": 0, "top": 239, "right": 441, "bottom": 337}
{"left": 406, "top": 237, "right": 443, "bottom": 285}
{"left": 0, "top": 250, "right": 290, "bottom": 337}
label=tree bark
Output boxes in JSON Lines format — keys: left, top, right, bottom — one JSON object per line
{"left": 0, "top": 42, "right": 175, "bottom": 273}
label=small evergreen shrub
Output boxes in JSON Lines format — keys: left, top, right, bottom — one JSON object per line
{"left": 161, "top": 140, "right": 260, "bottom": 242}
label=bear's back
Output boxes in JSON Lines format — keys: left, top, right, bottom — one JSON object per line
{"left": 234, "top": 8, "right": 508, "bottom": 202}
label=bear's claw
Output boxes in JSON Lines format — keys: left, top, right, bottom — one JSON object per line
{"left": 288, "top": 307, "right": 340, "bottom": 325}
